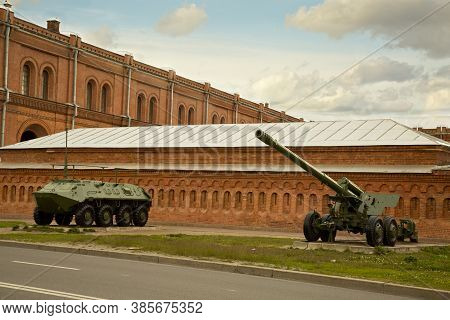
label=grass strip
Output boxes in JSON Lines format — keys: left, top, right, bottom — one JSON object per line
{"left": 0, "top": 221, "right": 28, "bottom": 229}
{"left": 0, "top": 232, "right": 448, "bottom": 291}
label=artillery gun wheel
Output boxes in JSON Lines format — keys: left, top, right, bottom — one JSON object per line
{"left": 320, "top": 230, "right": 336, "bottom": 242}
{"left": 319, "top": 214, "right": 336, "bottom": 242}
{"left": 75, "top": 204, "right": 95, "bottom": 227}
{"left": 365, "top": 216, "right": 384, "bottom": 247}
{"left": 96, "top": 205, "right": 114, "bottom": 227}
{"left": 33, "top": 208, "right": 54, "bottom": 226}
{"left": 55, "top": 214, "right": 73, "bottom": 226}
{"left": 383, "top": 216, "right": 398, "bottom": 247}
{"left": 133, "top": 204, "right": 149, "bottom": 227}
{"left": 303, "top": 211, "right": 321, "bottom": 242}
{"left": 116, "top": 204, "right": 132, "bottom": 227}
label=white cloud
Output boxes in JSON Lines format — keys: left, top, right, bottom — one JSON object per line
{"left": 249, "top": 56, "right": 449, "bottom": 120}
{"left": 10, "top": 0, "right": 40, "bottom": 6}
{"left": 342, "top": 57, "right": 421, "bottom": 85}
{"left": 156, "top": 4, "right": 207, "bottom": 37}
{"left": 85, "top": 26, "right": 117, "bottom": 48}
{"left": 286, "top": 0, "right": 450, "bottom": 58}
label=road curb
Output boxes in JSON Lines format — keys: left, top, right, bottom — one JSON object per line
{"left": 1, "top": 240, "right": 448, "bottom": 300}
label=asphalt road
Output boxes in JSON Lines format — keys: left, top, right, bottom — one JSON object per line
{"left": 0, "top": 246, "right": 409, "bottom": 300}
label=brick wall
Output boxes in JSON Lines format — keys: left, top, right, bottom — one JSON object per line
{"left": 0, "top": 167, "right": 448, "bottom": 240}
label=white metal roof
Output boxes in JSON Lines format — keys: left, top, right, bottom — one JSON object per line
{"left": 0, "top": 162, "right": 442, "bottom": 174}
{"left": 3, "top": 119, "right": 449, "bottom": 150}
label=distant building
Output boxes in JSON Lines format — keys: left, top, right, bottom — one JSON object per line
{"left": 0, "top": 6, "right": 301, "bottom": 147}
{"left": 416, "top": 127, "right": 450, "bottom": 142}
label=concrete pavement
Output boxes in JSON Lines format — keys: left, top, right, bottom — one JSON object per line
{"left": 0, "top": 246, "right": 409, "bottom": 300}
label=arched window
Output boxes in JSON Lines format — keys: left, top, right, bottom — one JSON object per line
{"left": 189, "top": 190, "right": 196, "bottom": 208}
{"left": 235, "top": 191, "right": 242, "bottom": 210}
{"left": 178, "top": 105, "right": 185, "bottom": 125}
{"left": 410, "top": 197, "right": 420, "bottom": 219}
{"left": 168, "top": 190, "right": 175, "bottom": 207}
{"left": 19, "top": 186, "right": 25, "bottom": 202}
{"left": 220, "top": 116, "right": 226, "bottom": 124}
{"left": 137, "top": 94, "right": 145, "bottom": 121}
{"left": 188, "top": 108, "right": 195, "bottom": 125}
{"left": 158, "top": 189, "right": 164, "bottom": 207}
{"left": 296, "top": 194, "right": 304, "bottom": 214}
{"left": 309, "top": 194, "right": 318, "bottom": 211}
{"left": 395, "top": 197, "right": 404, "bottom": 217}
{"left": 179, "top": 190, "right": 186, "bottom": 208}
{"left": 223, "top": 191, "right": 231, "bottom": 210}
{"left": 212, "top": 114, "right": 218, "bottom": 124}
{"left": 258, "top": 192, "right": 266, "bottom": 211}
{"left": 201, "top": 191, "right": 207, "bottom": 209}
{"left": 444, "top": 198, "right": 450, "bottom": 219}
{"left": 283, "top": 193, "right": 291, "bottom": 214}
{"left": 101, "top": 84, "right": 111, "bottom": 113}
{"left": 246, "top": 192, "right": 254, "bottom": 211}
{"left": 42, "top": 69, "right": 50, "bottom": 99}
{"left": 27, "top": 186, "right": 34, "bottom": 202}
{"left": 149, "top": 97, "right": 157, "bottom": 124}
{"left": 22, "top": 64, "right": 31, "bottom": 95}
{"left": 426, "top": 198, "right": 436, "bottom": 219}
{"left": 86, "top": 80, "right": 96, "bottom": 110}
{"left": 270, "top": 193, "right": 278, "bottom": 211}
{"left": 2, "top": 186, "right": 8, "bottom": 202}
{"left": 10, "top": 185, "right": 16, "bottom": 202}
{"left": 212, "top": 191, "right": 219, "bottom": 209}
{"left": 322, "top": 195, "right": 330, "bottom": 214}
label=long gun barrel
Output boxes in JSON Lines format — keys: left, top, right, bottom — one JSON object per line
{"left": 255, "top": 130, "right": 356, "bottom": 198}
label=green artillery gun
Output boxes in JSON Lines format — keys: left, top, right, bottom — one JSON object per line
{"left": 255, "top": 130, "right": 418, "bottom": 247}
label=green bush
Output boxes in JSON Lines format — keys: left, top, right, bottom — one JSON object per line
{"left": 404, "top": 255, "right": 418, "bottom": 263}
{"left": 67, "top": 228, "right": 83, "bottom": 234}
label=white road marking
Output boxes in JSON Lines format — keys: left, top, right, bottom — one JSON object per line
{"left": 0, "top": 282, "right": 101, "bottom": 300}
{"left": 12, "top": 261, "right": 80, "bottom": 271}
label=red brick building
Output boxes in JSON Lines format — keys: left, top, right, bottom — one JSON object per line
{"left": 417, "top": 127, "right": 450, "bottom": 142}
{"left": 1, "top": 120, "right": 449, "bottom": 239}
{"left": 0, "top": 6, "right": 300, "bottom": 147}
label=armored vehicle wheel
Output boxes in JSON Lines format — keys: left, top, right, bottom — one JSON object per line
{"left": 410, "top": 234, "right": 418, "bottom": 243}
{"left": 96, "top": 205, "right": 113, "bottom": 227}
{"left": 383, "top": 216, "right": 398, "bottom": 247}
{"left": 75, "top": 204, "right": 95, "bottom": 227}
{"left": 116, "top": 205, "right": 132, "bottom": 227}
{"left": 33, "top": 208, "right": 54, "bottom": 226}
{"left": 133, "top": 204, "right": 149, "bottom": 227}
{"left": 303, "top": 211, "right": 321, "bottom": 242}
{"left": 365, "top": 216, "right": 384, "bottom": 247}
{"left": 55, "top": 214, "right": 73, "bottom": 226}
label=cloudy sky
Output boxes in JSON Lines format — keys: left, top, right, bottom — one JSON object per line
{"left": 11, "top": 0, "right": 450, "bottom": 128}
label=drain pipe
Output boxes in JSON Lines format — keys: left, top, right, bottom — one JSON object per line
{"left": 1, "top": 2, "right": 11, "bottom": 147}
{"left": 234, "top": 94, "right": 240, "bottom": 124}
{"left": 203, "top": 82, "right": 210, "bottom": 124}
{"left": 169, "top": 82, "right": 174, "bottom": 125}
{"left": 126, "top": 67, "right": 132, "bottom": 127}
{"left": 204, "top": 93, "right": 209, "bottom": 124}
{"left": 70, "top": 47, "right": 79, "bottom": 130}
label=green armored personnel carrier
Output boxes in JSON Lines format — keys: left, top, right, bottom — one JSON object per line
{"left": 255, "top": 129, "right": 418, "bottom": 247}
{"left": 33, "top": 180, "right": 151, "bottom": 227}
